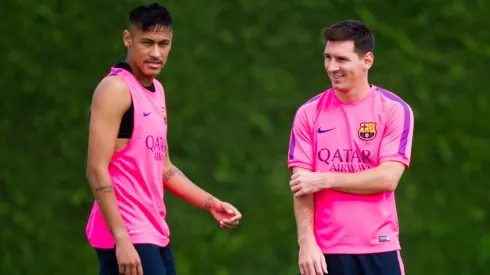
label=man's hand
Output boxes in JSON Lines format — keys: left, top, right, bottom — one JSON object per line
{"left": 210, "top": 200, "right": 242, "bottom": 230}
{"left": 290, "top": 171, "right": 332, "bottom": 197}
{"left": 299, "top": 241, "right": 328, "bottom": 275}
{"left": 115, "top": 238, "right": 143, "bottom": 275}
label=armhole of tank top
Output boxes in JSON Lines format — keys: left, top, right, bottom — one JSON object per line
{"left": 112, "top": 75, "right": 140, "bottom": 157}
{"left": 102, "top": 73, "right": 137, "bottom": 140}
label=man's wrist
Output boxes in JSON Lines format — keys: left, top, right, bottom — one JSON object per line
{"left": 298, "top": 234, "right": 316, "bottom": 247}
{"left": 112, "top": 228, "right": 130, "bottom": 244}
{"left": 204, "top": 196, "right": 219, "bottom": 212}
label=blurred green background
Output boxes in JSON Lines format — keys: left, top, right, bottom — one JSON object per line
{"left": 1, "top": 0, "right": 489, "bottom": 274}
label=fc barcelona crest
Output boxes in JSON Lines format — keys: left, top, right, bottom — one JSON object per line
{"left": 358, "top": 122, "right": 377, "bottom": 141}
{"left": 162, "top": 107, "right": 167, "bottom": 124}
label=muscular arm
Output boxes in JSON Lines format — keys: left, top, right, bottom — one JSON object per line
{"left": 328, "top": 161, "right": 406, "bottom": 195}
{"left": 162, "top": 145, "right": 218, "bottom": 211}
{"left": 86, "top": 76, "right": 132, "bottom": 242}
{"left": 293, "top": 167, "right": 316, "bottom": 246}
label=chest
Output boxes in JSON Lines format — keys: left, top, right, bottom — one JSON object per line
{"left": 132, "top": 93, "right": 168, "bottom": 162}
{"left": 134, "top": 92, "right": 167, "bottom": 133}
{"left": 313, "top": 106, "right": 386, "bottom": 171}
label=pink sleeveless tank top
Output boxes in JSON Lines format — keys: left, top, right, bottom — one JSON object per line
{"left": 86, "top": 67, "right": 170, "bottom": 248}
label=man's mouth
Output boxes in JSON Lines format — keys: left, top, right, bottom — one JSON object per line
{"left": 146, "top": 61, "right": 162, "bottom": 69}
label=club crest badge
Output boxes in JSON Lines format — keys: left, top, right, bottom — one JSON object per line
{"left": 358, "top": 122, "right": 377, "bottom": 141}
{"left": 162, "top": 107, "right": 167, "bottom": 124}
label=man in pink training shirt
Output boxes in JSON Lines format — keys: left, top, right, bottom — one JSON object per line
{"left": 86, "top": 3, "right": 242, "bottom": 275}
{"left": 288, "top": 20, "right": 414, "bottom": 275}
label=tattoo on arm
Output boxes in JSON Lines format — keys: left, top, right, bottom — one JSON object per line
{"left": 204, "top": 196, "right": 215, "bottom": 210}
{"left": 163, "top": 167, "right": 186, "bottom": 182}
{"left": 95, "top": 184, "right": 113, "bottom": 193}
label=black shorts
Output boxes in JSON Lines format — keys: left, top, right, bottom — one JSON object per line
{"left": 95, "top": 243, "right": 176, "bottom": 275}
{"left": 324, "top": 250, "right": 405, "bottom": 275}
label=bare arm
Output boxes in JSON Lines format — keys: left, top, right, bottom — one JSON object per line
{"left": 162, "top": 145, "right": 218, "bottom": 211}
{"left": 328, "top": 161, "right": 406, "bottom": 195}
{"left": 293, "top": 167, "right": 316, "bottom": 246}
{"left": 86, "top": 76, "right": 132, "bottom": 242}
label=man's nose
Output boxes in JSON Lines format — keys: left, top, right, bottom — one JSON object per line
{"left": 327, "top": 60, "right": 339, "bottom": 72}
{"left": 149, "top": 45, "right": 161, "bottom": 57}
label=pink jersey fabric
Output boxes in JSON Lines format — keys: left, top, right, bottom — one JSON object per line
{"left": 288, "top": 85, "right": 414, "bottom": 254}
{"left": 86, "top": 67, "right": 170, "bottom": 249}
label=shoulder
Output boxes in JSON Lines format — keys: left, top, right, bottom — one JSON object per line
{"left": 95, "top": 75, "right": 130, "bottom": 96}
{"left": 294, "top": 89, "right": 330, "bottom": 117}
{"left": 152, "top": 78, "right": 166, "bottom": 99}
{"left": 290, "top": 90, "right": 331, "bottom": 131}
{"left": 373, "top": 86, "right": 413, "bottom": 115}
{"left": 153, "top": 78, "right": 164, "bottom": 90}
{"left": 373, "top": 86, "right": 412, "bottom": 109}
{"left": 91, "top": 75, "right": 131, "bottom": 111}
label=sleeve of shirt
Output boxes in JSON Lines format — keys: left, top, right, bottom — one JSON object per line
{"left": 379, "top": 102, "right": 414, "bottom": 167}
{"left": 288, "top": 107, "right": 314, "bottom": 171}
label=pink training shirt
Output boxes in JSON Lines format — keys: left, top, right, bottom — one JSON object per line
{"left": 288, "top": 85, "right": 414, "bottom": 254}
{"left": 86, "top": 67, "right": 170, "bottom": 249}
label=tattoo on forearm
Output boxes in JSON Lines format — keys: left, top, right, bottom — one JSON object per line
{"left": 163, "top": 167, "right": 186, "bottom": 182}
{"left": 204, "top": 196, "right": 215, "bottom": 210}
{"left": 95, "top": 184, "right": 113, "bottom": 193}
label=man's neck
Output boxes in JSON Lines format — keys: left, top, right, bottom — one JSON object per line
{"left": 335, "top": 82, "right": 372, "bottom": 104}
{"left": 125, "top": 58, "right": 154, "bottom": 87}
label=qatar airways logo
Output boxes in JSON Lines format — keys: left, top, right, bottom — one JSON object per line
{"left": 145, "top": 135, "right": 166, "bottom": 162}
{"left": 317, "top": 148, "right": 373, "bottom": 172}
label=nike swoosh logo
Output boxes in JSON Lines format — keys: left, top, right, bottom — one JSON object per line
{"left": 143, "top": 112, "right": 151, "bottom": 117}
{"left": 318, "top": 127, "right": 335, "bottom": 133}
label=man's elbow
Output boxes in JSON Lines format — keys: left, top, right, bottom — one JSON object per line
{"left": 86, "top": 166, "right": 93, "bottom": 181}
{"left": 381, "top": 171, "right": 400, "bottom": 192}
{"left": 385, "top": 181, "right": 398, "bottom": 192}
{"left": 86, "top": 163, "right": 108, "bottom": 183}
{"left": 162, "top": 163, "right": 176, "bottom": 179}
{"left": 378, "top": 162, "right": 405, "bottom": 192}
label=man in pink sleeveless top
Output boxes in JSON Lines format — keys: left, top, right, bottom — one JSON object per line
{"left": 288, "top": 20, "right": 414, "bottom": 275}
{"left": 85, "top": 3, "right": 242, "bottom": 275}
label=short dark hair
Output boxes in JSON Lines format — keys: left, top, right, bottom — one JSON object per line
{"left": 323, "top": 20, "right": 374, "bottom": 56}
{"left": 129, "top": 2, "right": 172, "bottom": 32}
